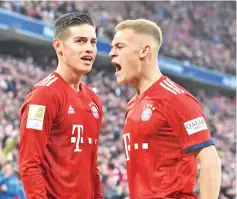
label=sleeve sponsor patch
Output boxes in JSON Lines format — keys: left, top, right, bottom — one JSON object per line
{"left": 184, "top": 117, "right": 208, "bottom": 135}
{"left": 26, "top": 105, "right": 46, "bottom": 130}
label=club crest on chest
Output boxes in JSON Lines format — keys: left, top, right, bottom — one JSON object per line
{"left": 141, "top": 104, "right": 155, "bottom": 121}
{"left": 89, "top": 102, "right": 99, "bottom": 119}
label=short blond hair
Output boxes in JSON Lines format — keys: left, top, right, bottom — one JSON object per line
{"left": 115, "top": 19, "right": 162, "bottom": 50}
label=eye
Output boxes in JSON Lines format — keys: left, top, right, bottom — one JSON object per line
{"left": 117, "top": 44, "right": 124, "bottom": 49}
{"left": 91, "top": 40, "right": 97, "bottom": 45}
{"left": 76, "top": 39, "right": 86, "bottom": 44}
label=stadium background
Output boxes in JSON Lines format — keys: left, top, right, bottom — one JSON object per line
{"left": 0, "top": 1, "right": 235, "bottom": 199}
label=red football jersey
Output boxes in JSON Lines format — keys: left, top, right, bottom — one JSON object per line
{"left": 123, "top": 75, "right": 214, "bottom": 199}
{"left": 19, "top": 72, "right": 103, "bottom": 199}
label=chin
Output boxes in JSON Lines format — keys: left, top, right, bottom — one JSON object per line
{"left": 116, "top": 77, "right": 128, "bottom": 84}
{"left": 74, "top": 65, "right": 92, "bottom": 74}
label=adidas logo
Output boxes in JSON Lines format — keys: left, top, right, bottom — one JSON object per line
{"left": 68, "top": 105, "right": 75, "bottom": 114}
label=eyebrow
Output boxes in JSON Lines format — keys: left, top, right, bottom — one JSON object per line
{"left": 74, "top": 36, "right": 97, "bottom": 41}
{"left": 111, "top": 42, "right": 126, "bottom": 47}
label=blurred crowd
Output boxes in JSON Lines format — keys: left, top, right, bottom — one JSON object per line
{"left": 0, "top": 1, "right": 236, "bottom": 198}
{"left": 0, "top": 1, "right": 236, "bottom": 74}
{"left": 0, "top": 52, "right": 236, "bottom": 198}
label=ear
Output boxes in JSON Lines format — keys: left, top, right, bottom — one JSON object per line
{"left": 53, "top": 38, "right": 63, "bottom": 56}
{"left": 139, "top": 45, "right": 150, "bottom": 59}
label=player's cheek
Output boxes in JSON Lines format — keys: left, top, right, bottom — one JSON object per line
{"left": 94, "top": 46, "right": 97, "bottom": 53}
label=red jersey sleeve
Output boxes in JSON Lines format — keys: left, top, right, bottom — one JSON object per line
{"left": 166, "top": 93, "right": 214, "bottom": 154}
{"left": 19, "top": 87, "right": 57, "bottom": 199}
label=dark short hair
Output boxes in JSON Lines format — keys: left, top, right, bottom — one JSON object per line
{"left": 54, "top": 12, "right": 95, "bottom": 39}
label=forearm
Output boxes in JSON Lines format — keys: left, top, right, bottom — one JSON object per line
{"left": 19, "top": 132, "right": 48, "bottom": 199}
{"left": 20, "top": 167, "right": 48, "bottom": 199}
{"left": 199, "top": 161, "right": 221, "bottom": 199}
{"left": 19, "top": 144, "right": 48, "bottom": 198}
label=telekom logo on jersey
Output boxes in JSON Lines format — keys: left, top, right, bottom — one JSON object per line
{"left": 71, "top": 125, "right": 97, "bottom": 152}
{"left": 123, "top": 133, "right": 149, "bottom": 161}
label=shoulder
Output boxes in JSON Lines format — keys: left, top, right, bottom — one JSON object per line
{"left": 144, "top": 76, "right": 202, "bottom": 117}
{"left": 27, "top": 73, "right": 60, "bottom": 98}
{"left": 158, "top": 76, "right": 187, "bottom": 98}
{"left": 34, "top": 73, "right": 59, "bottom": 88}
{"left": 165, "top": 87, "right": 203, "bottom": 118}
{"left": 157, "top": 76, "right": 199, "bottom": 104}
{"left": 21, "top": 75, "right": 60, "bottom": 114}
{"left": 170, "top": 93, "right": 200, "bottom": 108}
{"left": 32, "top": 73, "right": 61, "bottom": 97}
{"left": 24, "top": 84, "right": 58, "bottom": 105}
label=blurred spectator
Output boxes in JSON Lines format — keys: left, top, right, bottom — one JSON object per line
{"left": 0, "top": 2, "right": 236, "bottom": 197}
{"left": 0, "top": 1, "right": 236, "bottom": 74}
{"left": 0, "top": 161, "right": 20, "bottom": 199}
{"left": 0, "top": 52, "right": 235, "bottom": 198}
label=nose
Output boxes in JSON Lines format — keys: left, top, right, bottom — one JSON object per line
{"left": 109, "top": 48, "right": 117, "bottom": 58}
{"left": 85, "top": 42, "right": 94, "bottom": 54}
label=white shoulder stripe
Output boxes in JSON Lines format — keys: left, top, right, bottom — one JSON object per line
{"left": 36, "top": 74, "right": 58, "bottom": 87}
{"left": 160, "top": 79, "right": 185, "bottom": 95}
{"left": 163, "top": 80, "right": 182, "bottom": 94}
{"left": 164, "top": 80, "right": 181, "bottom": 94}
{"left": 160, "top": 82, "right": 177, "bottom": 95}
{"left": 166, "top": 79, "right": 184, "bottom": 93}
{"left": 37, "top": 74, "right": 55, "bottom": 86}
{"left": 45, "top": 77, "right": 58, "bottom": 86}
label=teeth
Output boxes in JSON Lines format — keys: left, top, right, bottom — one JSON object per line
{"left": 82, "top": 57, "right": 92, "bottom": 61}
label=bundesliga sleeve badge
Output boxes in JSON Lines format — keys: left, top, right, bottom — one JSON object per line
{"left": 26, "top": 104, "right": 46, "bottom": 130}
{"left": 141, "top": 104, "right": 155, "bottom": 121}
{"left": 89, "top": 102, "right": 99, "bottom": 119}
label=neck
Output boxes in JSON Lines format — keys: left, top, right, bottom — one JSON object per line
{"left": 132, "top": 63, "right": 162, "bottom": 97}
{"left": 55, "top": 62, "right": 83, "bottom": 93}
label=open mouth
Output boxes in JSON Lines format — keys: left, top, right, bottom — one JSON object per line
{"left": 81, "top": 56, "right": 92, "bottom": 63}
{"left": 114, "top": 63, "right": 122, "bottom": 72}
